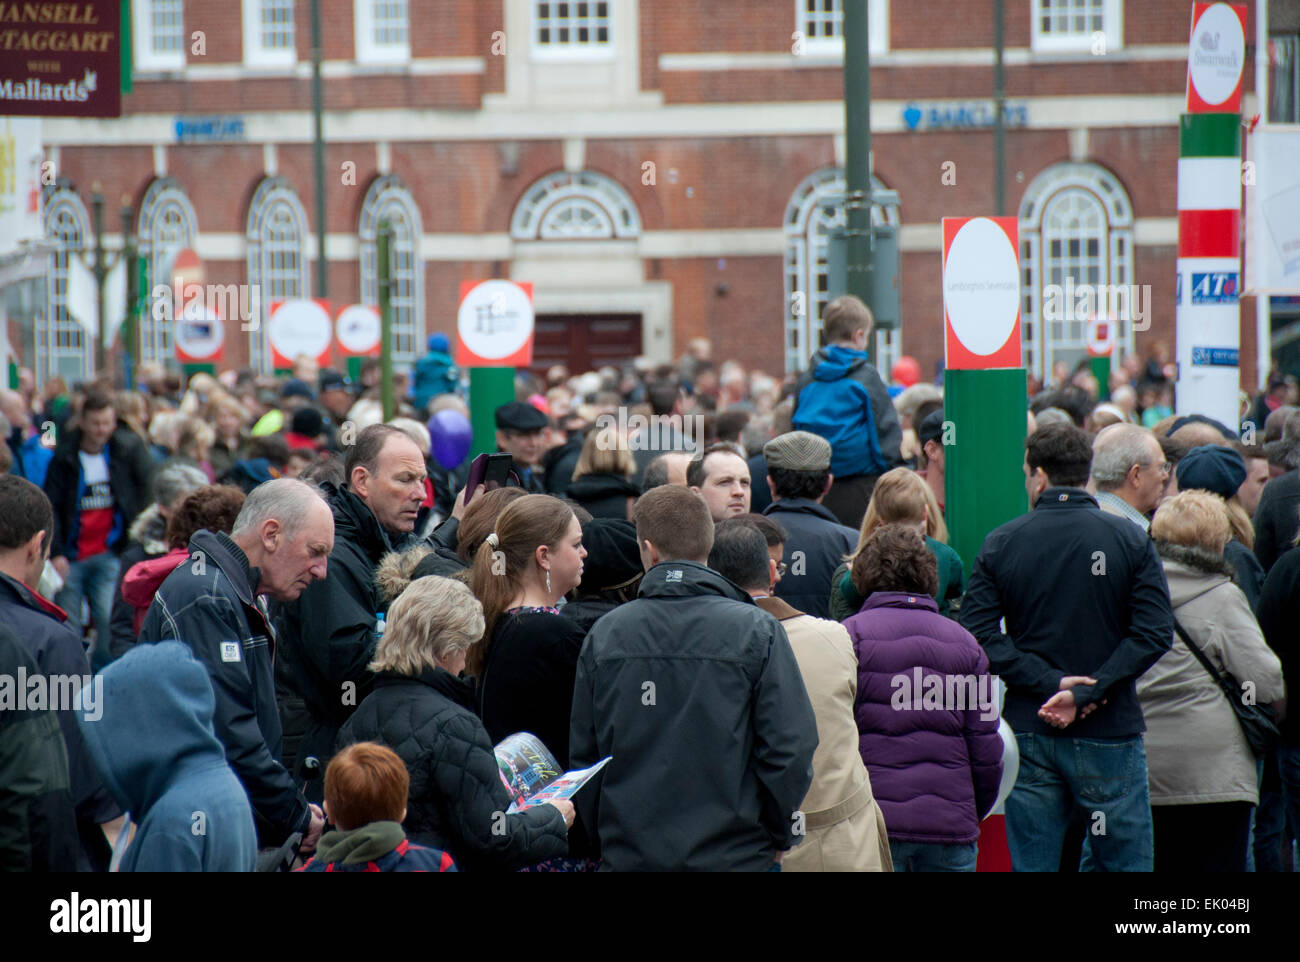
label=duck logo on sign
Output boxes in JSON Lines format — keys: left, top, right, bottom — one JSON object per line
{"left": 1190, "top": 272, "right": 1239, "bottom": 304}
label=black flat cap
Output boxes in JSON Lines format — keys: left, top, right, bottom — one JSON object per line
{"left": 495, "top": 400, "right": 549, "bottom": 431}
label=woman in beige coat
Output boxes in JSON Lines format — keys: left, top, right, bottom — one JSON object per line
{"left": 1140, "top": 491, "right": 1285, "bottom": 872}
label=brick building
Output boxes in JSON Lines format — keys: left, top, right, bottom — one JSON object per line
{"left": 25, "top": 0, "right": 1299, "bottom": 390}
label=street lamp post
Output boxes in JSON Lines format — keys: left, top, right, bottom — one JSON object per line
{"left": 842, "top": 0, "right": 874, "bottom": 362}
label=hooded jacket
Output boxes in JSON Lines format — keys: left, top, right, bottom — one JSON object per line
{"left": 272, "top": 481, "right": 407, "bottom": 799}
{"left": 43, "top": 424, "right": 153, "bottom": 561}
{"left": 139, "top": 529, "right": 312, "bottom": 845}
{"left": 0, "top": 571, "right": 120, "bottom": 866}
{"left": 792, "top": 345, "right": 903, "bottom": 479}
{"left": 844, "top": 591, "right": 1003, "bottom": 844}
{"left": 959, "top": 488, "right": 1173, "bottom": 738}
{"left": 108, "top": 505, "right": 172, "bottom": 660}
{"left": 569, "top": 560, "right": 818, "bottom": 871}
{"left": 763, "top": 498, "right": 857, "bottom": 620}
{"left": 76, "top": 641, "right": 257, "bottom": 871}
{"left": 1140, "top": 548, "right": 1284, "bottom": 805}
{"left": 340, "top": 668, "right": 570, "bottom": 872}
{"left": 121, "top": 549, "right": 189, "bottom": 634}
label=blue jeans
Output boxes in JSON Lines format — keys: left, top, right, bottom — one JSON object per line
{"left": 55, "top": 551, "right": 120, "bottom": 672}
{"left": 1007, "top": 733, "right": 1153, "bottom": 872}
{"left": 889, "top": 840, "right": 977, "bottom": 872}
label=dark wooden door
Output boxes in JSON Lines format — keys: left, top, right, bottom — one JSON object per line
{"left": 531, "top": 313, "right": 642, "bottom": 375}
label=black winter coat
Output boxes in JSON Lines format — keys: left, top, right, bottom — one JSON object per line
{"left": 43, "top": 424, "right": 153, "bottom": 561}
{"left": 543, "top": 433, "right": 584, "bottom": 497}
{"left": 762, "top": 498, "right": 857, "bottom": 620}
{"left": 1255, "top": 549, "right": 1300, "bottom": 745}
{"left": 1253, "top": 469, "right": 1300, "bottom": 573}
{"left": 339, "top": 668, "right": 569, "bottom": 872}
{"left": 565, "top": 473, "right": 638, "bottom": 521}
{"left": 569, "top": 561, "right": 818, "bottom": 871}
{"left": 138, "top": 529, "right": 311, "bottom": 845}
{"left": 272, "top": 482, "right": 406, "bottom": 800}
{"left": 959, "top": 488, "right": 1173, "bottom": 738}
{"left": 108, "top": 505, "right": 170, "bottom": 661}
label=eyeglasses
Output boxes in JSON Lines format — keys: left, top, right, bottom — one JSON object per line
{"left": 776, "top": 562, "right": 788, "bottom": 577}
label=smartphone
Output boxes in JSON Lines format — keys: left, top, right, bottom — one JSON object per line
{"left": 464, "top": 453, "right": 514, "bottom": 505}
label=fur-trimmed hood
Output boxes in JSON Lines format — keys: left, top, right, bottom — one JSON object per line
{"left": 1156, "top": 542, "right": 1237, "bottom": 609}
{"left": 374, "top": 544, "right": 434, "bottom": 604}
{"left": 128, "top": 503, "right": 170, "bottom": 555}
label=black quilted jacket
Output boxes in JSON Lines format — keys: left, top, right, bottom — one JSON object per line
{"left": 338, "top": 667, "right": 569, "bottom": 872}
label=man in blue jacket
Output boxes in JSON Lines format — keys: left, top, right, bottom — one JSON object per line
{"left": 959, "top": 422, "right": 1173, "bottom": 872}
{"left": 792, "top": 295, "right": 902, "bottom": 529}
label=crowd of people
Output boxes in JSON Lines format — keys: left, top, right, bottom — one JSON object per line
{"left": 1, "top": 296, "right": 1297, "bottom": 873}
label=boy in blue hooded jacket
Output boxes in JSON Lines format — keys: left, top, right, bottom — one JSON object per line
{"left": 792, "top": 295, "right": 903, "bottom": 528}
{"left": 77, "top": 641, "right": 257, "bottom": 871}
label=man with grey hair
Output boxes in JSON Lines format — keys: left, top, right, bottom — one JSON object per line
{"left": 139, "top": 477, "right": 334, "bottom": 851}
{"left": 108, "top": 463, "right": 208, "bottom": 660}
{"left": 1089, "top": 423, "right": 1167, "bottom": 532}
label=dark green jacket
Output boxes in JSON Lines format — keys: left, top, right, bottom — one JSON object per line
{"left": 829, "top": 535, "right": 966, "bottom": 622}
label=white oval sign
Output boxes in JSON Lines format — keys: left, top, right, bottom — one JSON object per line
{"left": 944, "top": 218, "right": 1020, "bottom": 356}
{"left": 457, "top": 280, "right": 534, "bottom": 361}
{"left": 336, "top": 304, "right": 382, "bottom": 354}
{"left": 269, "top": 298, "right": 333, "bottom": 359}
{"left": 1189, "top": 3, "right": 1245, "bottom": 107}
{"left": 175, "top": 299, "right": 225, "bottom": 359}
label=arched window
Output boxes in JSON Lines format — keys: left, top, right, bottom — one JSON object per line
{"left": 359, "top": 175, "right": 423, "bottom": 364}
{"left": 510, "top": 170, "right": 641, "bottom": 240}
{"left": 783, "top": 168, "right": 900, "bottom": 375}
{"left": 1019, "top": 162, "right": 1134, "bottom": 384}
{"left": 246, "top": 177, "right": 309, "bottom": 372}
{"left": 137, "top": 178, "right": 197, "bottom": 367}
{"left": 41, "top": 185, "right": 92, "bottom": 384}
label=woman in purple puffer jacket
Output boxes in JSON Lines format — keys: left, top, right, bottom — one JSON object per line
{"left": 843, "top": 525, "right": 1003, "bottom": 871}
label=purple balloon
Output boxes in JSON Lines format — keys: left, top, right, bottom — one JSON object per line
{"left": 429, "top": 410, "right": 473, "bottom": 470}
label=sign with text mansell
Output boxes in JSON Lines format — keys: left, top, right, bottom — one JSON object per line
{"left": 455, "top": 279, "right": 535, "bottom": 368}
{"left": 268, "top": 298, "right": 333, "bottom": 371}
{"left": 941, "top": 217, "right": 1022, "bottom": 370}
{"left": 0, "top": 1, "right": 121, "bottom": 118}
{"left": 1186, "top": 2, "right": 1247, "bottom": 114}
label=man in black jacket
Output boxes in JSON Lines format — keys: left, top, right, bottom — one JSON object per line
{"left": 570, "top": 484, "right": 818, "bottom": 871}
{"left": 43, "top": 389, "right": 153, "bottom": 671}
{"left": 761, "top": 431, "right": 858, "bottom": 619}
{"left": 960, "top": 423, "right": 1172, "bottom": 872}
{"left": 1253, "top": 410, "right": 1300, "bottom": 572}
{"left": 139, "top": 477, "right": 333, "bottom": 849}
{"left": 273, "top": 424, "right": 428, "bottom": 802}
{"left": 0, "top": 476, "right": 121, "bottom": 870}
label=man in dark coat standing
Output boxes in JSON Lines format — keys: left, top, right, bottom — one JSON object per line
{"left": 273, "top": 424, "right": 428, "bottom": 802}
{"left": 959, "top": 423, "right": 1172, "bottom": 872}
{"left": 761, "top": 431, "right": 858, "bottom": 619}
{"left": 43, "top": 389, "right": 153, "bottom": 671}
{"left": 569, "top": 485, "right": 818, "bottom": 871}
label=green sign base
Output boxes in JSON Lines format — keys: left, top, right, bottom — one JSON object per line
{"left": 1089, "top": 355, "right": 1111, "bottom": 402}
{"left": 944, "top": 367, "right": 1030, "bottom": 576}
{"left": 469, "top": 367, "right": 516, "bottom": 460}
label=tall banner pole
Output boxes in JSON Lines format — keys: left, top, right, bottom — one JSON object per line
{"left": 1175, "top": 2, "right": 1247, "bottom": 429}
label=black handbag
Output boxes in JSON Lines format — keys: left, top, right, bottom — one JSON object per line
{"left": 1172, "top": 619, "right": 1280, "bottom": 758}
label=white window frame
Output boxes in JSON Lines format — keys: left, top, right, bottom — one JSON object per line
{"left": 796, "top": 0, "right": 888, "bottom": 59}
{"left": 246, "top": 178, "right": 310, "bottom": 373}
{"left": 133, "top": 0, "right": 186, "bottom": 72}
{"left": 511, "top": 170, "right": 641, "bottom": 241}
{"left": 782, "top": 167, "right": 900, "bottom": 377}
{"left": 355, "top": 0, "right": 410, "bottom": 65}
{"left": 531, "top": 0, "right": 615, "bottom": 61}
{"left": 242, "top": 0, "right": 297, "bottom": 69}
{"left": 137, "top": 178, "right": 198, "bottom": 367}
{"left": 1030, "top": 0, "right": 1122, "bottom": 55}
{"left": 41, "top": 186, "right": 93, "bottom": 385}
{"left": 1018, "top": 161, "right": 1134, "bottom": 384}
{"left": 359, "top": 176, "right": 424, "bottom": 365}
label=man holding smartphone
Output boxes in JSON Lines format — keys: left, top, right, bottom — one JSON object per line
{"left": 494, "top": 401, "right": 550, "bottom": 494}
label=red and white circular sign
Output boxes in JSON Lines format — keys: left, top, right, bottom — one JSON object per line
{"left": 269, "top": 298, "right": 333, "bottom": 368}
{"left": 941, "top": 216, "right": 1022, "bottom": 370}
{"left": 456, "top": 280, "right": 535, "bottom": 367}
{"left": 175, "top": 298, "right": 224, "bottom": 362}
{"left": 1186, "top": 2, "right": 1247, "bottom": 113}
{"left": 336, "top": 304, "right": 382, "bottom": 356}
{"left": 1086, "top": 316, "right": 1115, "bottom": 358}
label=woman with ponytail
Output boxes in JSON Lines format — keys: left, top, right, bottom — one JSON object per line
{"left": 468, "top": 494, "right": 588, "bottom": 766}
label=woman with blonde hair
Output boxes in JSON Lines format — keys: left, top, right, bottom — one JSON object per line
{"left": 468, "top": 494, "right": 587, "bottom": 766}
{"left": 828, "top": 467, "right": 965, "bottom": 621}
{"left": 339, "top": 575, "right": 573, "bottom": 872}
{"left": 1141, "top": 490, "right": 1284, "bottom": 872}
{"left": 564, "top": 426, "right": 639, "bottom": 520}
{"left": 206, "top": 394, "right": 251, "bottom": 478}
